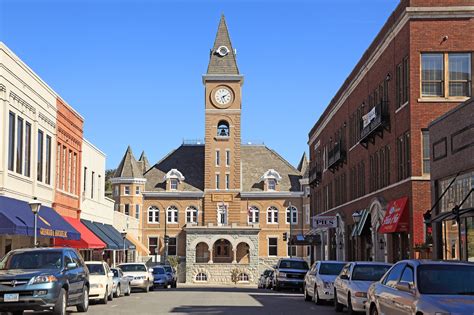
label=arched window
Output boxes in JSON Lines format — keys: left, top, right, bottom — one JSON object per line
{"left": 238, "top": 273, "right": 249, "bottom": 282}
{"left": 148, "top": 206, "right": 159, "bottom": 223}
{"left": 195, "top": 272, "right": 208, "bottom": 282}
{"left": 167, "top": 206, "right": 178, "bottom": 223}
{"left": 286, "top": 206, "right": 298, "bottom": 224}
{"left": 186, "top": 206, "right": 198, "bottom": 224}
{"left": 267, "top": 206, "right": 278, "bottom": 224}
{"left": 217, "top": 120, "right": 230, "bottom": 137}
{"left": 248, "top": 206, "right": 259, "bottom": 224}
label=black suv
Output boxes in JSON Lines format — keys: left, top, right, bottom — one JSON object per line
{"left": 0, "top": 247, "right": 89, "bottom": 315}
{"left": 273, "top": 258, "right": 309, "bottom": 291}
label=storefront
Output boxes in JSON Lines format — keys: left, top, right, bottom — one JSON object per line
{"left": 0, "top": 196, "right": 80, "bottom": 257}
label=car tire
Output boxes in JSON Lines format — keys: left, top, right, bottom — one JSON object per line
{"left": 347, "top": 295, "right": 355, "bottom": 315}
{"left": 313, "top": 286, "right": 322, "bottom": 305}
{"left": 334, "top": 290, "right": 343, "bottom": 312}
{"left": 144, "top": 281, "right": 150, "bottom": 293}
{"left": 53, "top": 288, "right": 67, "bottom": 315}
{"left": 101, "top": 288, "right": 108, "bottom": 304}
{"left": 125, "top": 283, "right": 131, "bottom": 296}
{"left": 304, "top": 285, "right": 312, "bottom": 302}
{"left": 76, "top": 286, "right": 89, "bottom": 312}
{"left": 108, "top": 287, "right": 114, "bottom": 301}
{"left": 114, "top": 285, "right": 121, "bottom": 298}
{"left": 370, "top": 305, "right": 379, "bottom": 315}
{"left": 172, "top": 281, "right": 177, "bottom": 289}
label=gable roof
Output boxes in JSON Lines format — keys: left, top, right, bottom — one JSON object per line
{"left": 114, "top": 146, "right": 143, "bottom": 178}
{"left": 207, "top": 14, "right": 239, "bottom": 75}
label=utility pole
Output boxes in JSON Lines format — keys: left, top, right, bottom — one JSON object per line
{"left": 289, "top": 201, "right": 293, "bottom": 259}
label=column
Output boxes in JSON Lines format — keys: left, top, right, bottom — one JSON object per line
{"left": 232, "top": 248, "right": 237, "bottom": 264}
{"left": 209, "top": 249, "right": 214, "bottom": 264}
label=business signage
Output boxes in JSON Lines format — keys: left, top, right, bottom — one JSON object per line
{"left": 40, "top": 228, "right": 68, "bottom": 238}
{"left": 362, "top": 107, "right": 377, "bottom": 128}
{"left": 312, "top": 215, "right": 337, "bottom": 229}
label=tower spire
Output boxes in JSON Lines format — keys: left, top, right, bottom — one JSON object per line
{"left": 207, "top": 14, "right": 239, "bottom": 75}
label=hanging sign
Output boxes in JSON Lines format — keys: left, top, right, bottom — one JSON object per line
{"left": 312, "top": 215, "right": 337, "bottom": 229}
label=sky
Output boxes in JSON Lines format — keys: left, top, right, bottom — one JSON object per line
{"left": 0, "top": 0, "right": 399, "bottom": 169}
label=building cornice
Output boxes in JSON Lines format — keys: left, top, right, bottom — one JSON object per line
{"left": 240, "top": 191, "right": 304, "bottom": 198}
{"left": 110, "top": 177, "right": 147, "bottom": 184}
{"left": 142, "top": 191, "right": 204, "bottom": 198}
{"left": 202, "top": 74, "right": 244, "bottom": 85}
{"left": 308, "top": 6, "right": 474, "bottom": 145}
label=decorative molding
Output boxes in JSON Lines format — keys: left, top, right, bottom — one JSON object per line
{"left": 308, "top": 6, "right": 474, "bottom": 145}
{"left": 164, "top": 169, "right": 185, "bottom": 181}
{"left": 110, "top": 177, "right": 147, "bottom": 184}
{"left": 142, "top": 191, "right": 204, "bottom": 198}
{"left": 39, "top": 112, "right": 56, "bottom": 128}
{"left": 260, "top": 169, "right": 282, "bottom": 182}
{"left": 202, "top": 74, "right": 244, "bottom": 84}
{"left": 240, "top": 191, "right": 304, "bottom": 198}
{"left": 9, "top": 91, "right": 36, "bottom": 114}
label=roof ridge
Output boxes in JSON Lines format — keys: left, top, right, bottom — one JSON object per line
{"left": 264, "top": 146, "right": 300, "bottom": 173}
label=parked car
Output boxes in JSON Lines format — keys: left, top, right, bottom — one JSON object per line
{"left": 273, "top": 258, "right": 309, "bottom": 291}
{"left": 366, "top": 260, "right": 474, "bottom": 315}
{"left": 258, "top": 269, "right": 273, "bottom": 289}
{"left": 85, "top": 261, "right": 114, "bottom": 304}
{"left": 152, "top": 266, "right": 169, "bottom": 289}
{"left": 111, "top": 267, "right": 131, "bottom": 297}
{"left": 304, "top": 260, "right": 346, "bottom": 304}
{"left": 163, "top": 265, "right": 177, "bottom": 288}
{"left": 265, "top": 270, "right": 275, "bottom": 289}
{"left": 0, "top": 247, "right": 89, "bottom": 315}
{"left": 118, "top": 263, "right": 154, "bottom": 292}
{"left": 334, "top": 262, "right": 391, "bottom": 314}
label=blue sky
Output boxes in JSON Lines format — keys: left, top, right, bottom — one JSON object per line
{"left": 0, "top": 0, "right": 399, "bottom": 169}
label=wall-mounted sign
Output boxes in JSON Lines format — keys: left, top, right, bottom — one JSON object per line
{"left": 312, "top": 215, "right": 337, "bottom": 229}
{"left": 362, "top": 107, "right": 377, "bottom": 128}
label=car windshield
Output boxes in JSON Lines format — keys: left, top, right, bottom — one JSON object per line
{"left": 279, "top": 260, "right": 309, "bottom": 270}
{"left": 352, "top": 265, "right": 391, "bottom": 281}
{"left": 153, "top": 268, "right": 165, "bottom": 275}
{"left": 418, "top": 264, "right": 474, "bottom": 295}
{"left": 164, "top": 266, "right": 172, "bottom": 273}
{"left": 319, "top": 263, "right": 346, "bottom": 275}
{"left": 86, "top": 264, "right": 105, "bottom": 275}
{"left": 0, "top": 251, "right": 62, "bottom": 270}
{"left": 120, "top": 264, "right": 147, "bottom": 272}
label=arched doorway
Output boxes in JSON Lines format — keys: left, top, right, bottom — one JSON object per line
{"left": 335, "top": 214, "right": 346, "bottom": 261}
{"left": 369, "top": 199, "right": 387, "bottom": 262}
{"left": 195, "top": 242, "right": 210, "bottom": 263}
{"left": 236, "top": 242, "right": 250, "bottom": 264}
{"left": 213, "top": 239, "right": 233, "bottom": 263}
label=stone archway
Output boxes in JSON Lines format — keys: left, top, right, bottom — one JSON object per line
{"left": 369, "top": 198, "right": 387, "bottom": 262}
{"left": 236, "top": 242, "right": 250, "bottom": 264}
{"left": 195, "top": 242, "right": 210, "bottom": 263}
{"left": 213, "top": 239, "right": 233, "bottom": 263}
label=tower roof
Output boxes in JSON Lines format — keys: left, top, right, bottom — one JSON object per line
{"left": 207, "top": 14, "right": 239, "bottom": 75}
{"left": 114, "top": 146, "right": 143, "bottom": 178}
{"left": 138, "top": 151, "right": 151, "bottom": 173}
{"left": 297, "top": 152, "right": 309, "bottom": 178}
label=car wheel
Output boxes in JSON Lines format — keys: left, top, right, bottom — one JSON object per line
{"left": 303, "top": 285, "right": 311, "bottom": 302}
{"left": 76, "top": 286, "right": 89, "bottom": 312}
{"left": 313, "top": 286, "right": 322, "bottom": 305}
{"left": 108, "top": 287, "right": 114, "bottom": 301}
{"left": 101, "top": 287, "right": 108, "bottom": 304}
{"left": 125, "top": 283, "right": 131, "bottom": 296}
{"left": 334, "top": 290, "right": 343, "bottom": 312}
{"left": 114, "top": 285, "right": 121, "bottom": 298}
{"left": 370, "top": 305, "right": 379, "bottom": 315}
{"left": 348, "top": 295, "right": 355, "bottom": 315}
{"left": 172, "top": 281, "right": 177, "bottom": 289}
{"left": 144, "top": 281, "right": 150, "bottom": 293}
{"left": 53, "top": 288, "right": 67, "bottom": 315}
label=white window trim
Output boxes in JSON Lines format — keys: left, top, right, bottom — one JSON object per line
{"left": 170, "top": 179, "right": 179, "bottom": 191}
{"left": 248, "top": 206, "right": 259, "bottom": 224}
{"left": 215, "top": 173, "right": 220, "bottom": 190}
{"left": 124, "top": 186, "right": 130, "bottom": 195}
{"left": 135, "top": 186, "right": 140, "bottom": 195}
{"left": 186, "top": 206, "right": 198, "bottom": 224}
{"left": 216, "top": 149, "right": 220, "bottom": 167}
{"left": 225, "top": 173, "right": 230, "bottom": 190}
{"left": 225, "top": 149, "right": 230, "bottom": 167}
{"left": 148, "top": 206, "right": 160, "bottom": 224}
{"left": 135, "top": 204, "right": 140, "bottom": 219}
{"left": 286, "top": 206, "right": 298, "bottom": 225}
{"left": 305, "top": 204, "right": 310, "bottom": 225}
{"left": 148, "top": 236, "right": 159, "bottom": 256}
{"left": 267, "top": 206, "right": 279, "bottom": 224}
{"left": 167, "top": 206, "right": 179, "bottom": 224}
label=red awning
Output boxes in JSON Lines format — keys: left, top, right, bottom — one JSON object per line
{"left": 54, "top": 217, "right": 106, "bottom": 249}
{"left": 379, "top": 197, "right": 409, "bottom": 234}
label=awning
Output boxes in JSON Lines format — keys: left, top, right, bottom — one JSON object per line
{"left": 431, "top": 207, "right": 474, "bottom": 223}
{"left": 351, "top": 209, "right": 369, "bottom": 237}
{"left": 81, "top": 220, "right": 135, "bottom": 250}
{"left": 126, "top": 235, "right": 150, "bottom": 256}
{"left": 54, "top": 217, "right": 106, "bottom": 249}
{"left": 0, "top": 196, "right": 80, "bottom": 240}
{"left": 379, "top": 197, "right": 409, "bottom": 234}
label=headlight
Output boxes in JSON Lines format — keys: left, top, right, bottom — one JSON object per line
{"left": 91, "top": 283, "right": 104, "bottom": 289}
{"left": 278, "top": 272, "right": 287, "bottom": 278}
{"left": 354, "top": 292, "right": 367, "bottom": 298}
{"left": 28, "top": 275, "right": 57, "bottom": 285}
{"left": 323, "top": 281, "right": 332, "bottom": 289}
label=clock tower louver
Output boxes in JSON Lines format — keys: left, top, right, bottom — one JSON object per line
{"left": 203, "top": 15, "right": 244, "bottom": 226}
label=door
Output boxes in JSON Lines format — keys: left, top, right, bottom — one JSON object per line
{"left": 392, "top": 265, "right": 416, "bottom": 315}
{"left": 307, "top": 262, "right": 317, "bottom": 296}
{"left": 68, "top": 250, "right": 86, "bottom": 302}
{"left": 64, "top": 251, "right": 79, "bottom": 302}
{"left": 335, "top": 264, "right": 350, "bottom": 305}
{"left": 377, "top": 263, "right": 406, "bottom": 314}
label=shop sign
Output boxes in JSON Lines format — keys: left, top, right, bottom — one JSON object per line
{"left": 40, "top": 228, "right": 68, "bottom": 238}
{"left": 313, "top": 215, "right": 337, "bottom": 229}
{"left": 362, "top": 107, "right": 376, "bottom": 128}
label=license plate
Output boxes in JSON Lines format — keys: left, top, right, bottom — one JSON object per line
{"left": 4, "top": 293, "right": 19, "bottom": 302}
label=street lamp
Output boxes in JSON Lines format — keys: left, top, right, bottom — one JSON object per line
{"left": 29, "top": 198, "right": 42, "bottom": 248}
{"left": 120, "top": 230, "right": 127, "bottom": 263}
{"left": 352, "top": 211, "right": 362, "bottom": 224}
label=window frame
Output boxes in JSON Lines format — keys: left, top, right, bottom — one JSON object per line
{"left": 248, "top": 206, "right": 259, "bottom": 224}
{"left": 167, "top": 237, "right": 177, "bottom": 256}
{"left": 124, "top": 185, "right": 130, "bottom": 195}
{"left": 170, "top": 179, "right": 178, "bottom": 191}
{"left": 421, "top": 129, "right": 430, "bottom": 175}
{"left": 8, "top": 111, "right": 15, "bottom": 172}
{"left": 267, "top": 206, "right": 279, "bottom": 224}
{"left": 286, "top": 206, "right": 298, "bottom": 225}
{"left": 186, "top": 206, "right": 198, "bottom": 224}
{"left": 167, "top": 206, "right": 179, "bottom": 224}
{"left": 148, "top": 206, "right": 160, "bottom": 224}
{"left": 268, "top": 237, "right": 278, "bottom": 257}
{"left": 148, "top": 237, "right": 159, "bottom": 256}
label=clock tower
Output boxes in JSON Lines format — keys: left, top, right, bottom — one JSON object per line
{"left": 203, "top": 15, "right": 244, "bottom": 225}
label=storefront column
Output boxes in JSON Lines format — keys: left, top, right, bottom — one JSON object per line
{"left": 209, "top": 249, "right": 214, "bottom": 264}
{"left": 232, "top": 248, "right": 237, "bottom": 264}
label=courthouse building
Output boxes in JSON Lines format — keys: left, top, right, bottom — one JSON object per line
{"left": 307, "top": 0, "right": 473, "bottom": 263}
{"left": 111, "top": 16, "right": 311, "bottom": 284}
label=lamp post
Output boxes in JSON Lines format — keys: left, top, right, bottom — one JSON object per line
{"left": 120, "top": 230, "right": 127, "bottom": 263}
{"left": 352, "top": 211, "right": 362, "bottom": 260}
{"left": 29, "top": 198, "right": 42, "bottom": 248}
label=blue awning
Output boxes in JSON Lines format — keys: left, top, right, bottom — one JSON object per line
{"left": 0, "top": 196, "right": 80, "bottom": 240}
{"left": 81, "top": 219, "right": 135, "bottom": 250}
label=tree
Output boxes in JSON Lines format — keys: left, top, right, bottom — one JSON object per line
{"left": 104, "top": 169, "right": 116, "bottom": 197}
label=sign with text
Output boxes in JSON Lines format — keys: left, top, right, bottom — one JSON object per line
{"left": 312, "top": 216, "right": 337, "bottom": 229}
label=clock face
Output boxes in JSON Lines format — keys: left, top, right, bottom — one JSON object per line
{"left": 214, "top": 87, "right": 232, "bottom": 106}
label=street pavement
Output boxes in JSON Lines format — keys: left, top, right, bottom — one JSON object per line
{"left": 69, "top": 285, "right": 343, "bottom": 315}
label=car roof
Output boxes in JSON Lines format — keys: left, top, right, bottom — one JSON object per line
{"left": 351, "top": 261, "right": 392, "bottom": 266}
{"left": 400, "top": 259, "right": 474, "bottom": 266}
{"left": 318, "top": 260, "right": 347, "bottom": 264}
{"left": 11, "top": 247, "right": 66, "bottom": 253}
{"left": 118, "top": 262, "right": 146, "bottom": 266}
{"left": 279, "top": 258, "right": 307, "bottom": 261}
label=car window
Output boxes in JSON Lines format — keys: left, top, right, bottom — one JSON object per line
{"left": 278, "top": 260, "right": 309, "bottom": 270}
{"left": 399, "top": 265, "right": 414, "bottom": 286}
{"left": 383, "top": 263, "right": 406, "bottom": 288}
{"left": 352, "top": 265, "right": 391, "bottom": 281}
{"left": 340, "top": 264, "right": 350, "bottom": 278}
{"left": 319, "top": 263, "right": 346, "bottom": 275}
{"left": 64, "top": 253, "right": 73, "bottom": 266}
{"left": 112, "top": 269, "right": 119, "bottom": 277}
{"left": 119, "top": 264, "right": 147, "bottom": 272}
{"left": 2, "top": 251, "right": 63, "bottom": 270}
{"left": 86, "top": 264, "right": 106, "bottom": 275}
{"left": 68, "top": 251, "right": 82, "bottom": 267}
{"left": 153, "top": 267, "right": 165, "bottom": 275}
{"left": 418, "top": 264, "right": 474, "bottom": 295}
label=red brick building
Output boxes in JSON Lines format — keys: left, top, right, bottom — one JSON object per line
{"left": 53, "top": 98, "right": 84, "bottom": 219}
{"left": 308, "top": 0, "right": 473, "bottom": 263}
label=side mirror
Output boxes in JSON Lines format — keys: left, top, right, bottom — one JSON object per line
{"left": 67, "top": 262, "right": 77, "bottom": 270}
{"left": 108, "top": 272, "right": 115, "bottom": 277}
{"left": 340, "top": 274, "right": 349, "bottom": 280}
{"left": 396, "top": 282, "right": 413, "bottom": 293}
{"left": 272, "top": 265, "right": 278, "bottom": 269}
{"left": 149, "top": 268, "right": 154, "bottom": 273}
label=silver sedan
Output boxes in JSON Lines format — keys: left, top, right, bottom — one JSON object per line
{"left": 366, "top": 260, "right": 474, "bottom": 315}
{"left": 334, "top": 262, "right": 391, "bottom": 314}
{"left": 304, "top": 261, "right": 346, "bottom": 304}
{"left": 111, "top": 267, "right": 131, "bottom": 297}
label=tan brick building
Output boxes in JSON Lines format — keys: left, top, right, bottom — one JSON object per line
{"left": 111, "top": 15, "right": 311, "bottom": 284}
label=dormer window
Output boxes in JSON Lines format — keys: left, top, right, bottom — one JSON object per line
{"left": 217, "top": 120, "right": 230, "bottom": 137}
{"left": 260, "top": 169, "right": 282, "bottom": 192}
{"left": 164, "top": 169, "right": 185, "bottom": 191}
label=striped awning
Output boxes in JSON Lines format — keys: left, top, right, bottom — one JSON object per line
{"left": 351, "top": 209, "right": 369, "bottom": 238}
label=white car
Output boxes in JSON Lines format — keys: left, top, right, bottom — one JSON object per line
{"left": 334, "top": 262, "right": 391, "bottom": 314}
{"left": 304, "top": 261, "right": 346, "bottom": 304}
{"left": 85, "top": 261, "right": 114, "bottom": 304}
{"left": 118, "top": 263, "right": 154, "bottom": 292}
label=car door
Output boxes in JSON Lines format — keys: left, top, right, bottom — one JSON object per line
{"left": 306, "top": 262, "right": 317, "bottom": 296}
{"left": 64, "top": 251, "right": 80, "bottom": 301}
{"left": 336, "top": 264, "right": 351, "bottom": 306}
{"left": 104, "top": 263, "right": 113, "bottom": 290}
{"left": 393, "top": 264, "right": 416, "bottom": 315}
{"left": 378, "top": 263, "right": 406, "bottom": 315}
